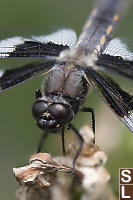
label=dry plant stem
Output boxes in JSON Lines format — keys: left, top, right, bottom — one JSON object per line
{"left": 16, "top": 185, "right": 50, "bottom": 200}
{"left": 14, "top": 125, "right": 117, "bottom": 200}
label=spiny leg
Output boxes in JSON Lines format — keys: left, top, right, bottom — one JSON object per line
{"left": 37, "top": 132, "right": 48, "bottom": 153}
{"left": 69, "top": 123, "right": 84, "bottom": 174}
{"left": 35, "top": 89, "right": 42, "bottom": 99}
{"left": 81, "top": 107, "right": 95, "bottom": 143}
{"left": 35, "top": 89, "right": 48, "bottom": 153}
{"left": 62, "top": 126, "right": 66, "bottom": 156}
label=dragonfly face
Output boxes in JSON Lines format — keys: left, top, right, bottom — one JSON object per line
{"left": 0, "top": 0, "right": 132, "bottom": 171}
{"left": 32, "top": 95, "right": 74, "bottom": 132}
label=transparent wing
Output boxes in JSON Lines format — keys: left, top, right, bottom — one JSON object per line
{"left": 0, "top": 60, "right": 56, "bottom": 91}
{"left": 96, "top": 37, "right": 133, "bottom": 79}
{"left": 84, "top": 66, "right": 133, "bottom": 132}
{"left": 103, "top": 37, "right": 133, "bottom": 60}
{"left": 32, "top": 29, "right": 77, "bottom": 48}
{"left": 0, "top": 29, "right": 77, "bottom": 58}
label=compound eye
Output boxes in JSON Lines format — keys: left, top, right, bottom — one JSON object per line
{"left": 49, "top": 104, "right": 73, "bottom": 122}
{"left": 32, "top": 101, "right": 48, "bottom": 119}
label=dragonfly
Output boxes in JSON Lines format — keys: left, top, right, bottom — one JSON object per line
{"left": 0, "top": 0, "right": 133, "bottom": 172}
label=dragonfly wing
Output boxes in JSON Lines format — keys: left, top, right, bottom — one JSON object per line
{"left": 96, "top": 37, "right": 133, "bottom": 79}
{"left": 0, "top": 60, "right": 55, "bottom": 91}
{"left": 0, "top": 29, "right": 77, "bottom": 58}
{"left": 32, "top": 29, "right": 77, "bottom": 48}
{"left": 83, "top": 66, "right": 133, "bottom": 132}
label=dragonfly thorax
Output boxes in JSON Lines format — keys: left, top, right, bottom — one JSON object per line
{"left": 58, "top": 48, "right": 96, "bottom": 67}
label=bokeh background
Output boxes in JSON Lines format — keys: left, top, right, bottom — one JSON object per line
{"left": 0, "top": 0, "right": 133, "bottom": 199}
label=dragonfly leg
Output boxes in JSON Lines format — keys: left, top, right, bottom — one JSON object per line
{"left": 81, "top": 107, "right": 95, "bottom": 143}
{"left": 69, "top": 123, "right": 84, "bottom": 174}
{"left": 37, "top": 132, "right": 48, "bottom": 153}
{"left": 62, "top": 126, "right": 66, "bottom": 156}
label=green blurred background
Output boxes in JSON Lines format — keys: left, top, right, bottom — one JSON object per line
{"left": 0, "top": 0, "right": 133, "bottom": 199}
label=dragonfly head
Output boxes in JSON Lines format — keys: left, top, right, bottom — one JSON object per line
{"left": 32, "top": 98, "right": 74, "bottom": 131}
